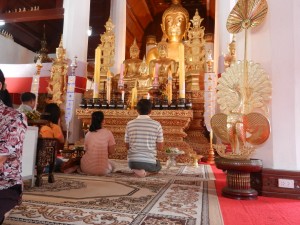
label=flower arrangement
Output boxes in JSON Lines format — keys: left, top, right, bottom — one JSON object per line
{"left": 165, "top": 147, "right": 184, "bottom": 154}
{"left": 25, "top": 110, "right": 41, "bottom": 120}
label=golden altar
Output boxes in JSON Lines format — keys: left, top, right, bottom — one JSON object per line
{"left": 76, "top": 109, "right": 195, "bottom": 163}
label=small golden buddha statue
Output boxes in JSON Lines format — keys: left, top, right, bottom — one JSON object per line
{"left": 137, "top": 57, "right": 152, "bottom": 98}
{"left": 149, "top": 40, "right": 178, "bottom": 86}
{"left": 224, "top": 35, "right": 237, "bottom": 69}
{"left": 113, "top": 39, "right": 143, "bottom": 91}
{"left": 123, "top": 39, "right": 142, "bottom": 79}
{"left": 146, "top": 0, "right": 190, "bottom": 64}
{"left": 47, "top": 37, "right": 68, "bottom": 105}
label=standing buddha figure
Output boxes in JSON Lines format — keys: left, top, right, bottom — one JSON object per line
{"left": 146, "top": 0, "right": 190, "bottom": 64}
{"left": 47, "top": 37, "right": 68, "bottom": 106}
{"left": 224, "top": 35, "right": 237, "bottom": 69}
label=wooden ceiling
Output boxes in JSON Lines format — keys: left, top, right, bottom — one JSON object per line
{"left": 0, "top": 0, "right": 215, "bottom": 62}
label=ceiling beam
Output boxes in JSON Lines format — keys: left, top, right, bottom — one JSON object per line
{"left": 0, "top": 8, "right": 64, "bottom": 23}
{"left": 56, "top": 0, "right": 63, "bottom": 8}
{"left": 0, "top": 0, "right": 8, "bottom": 13}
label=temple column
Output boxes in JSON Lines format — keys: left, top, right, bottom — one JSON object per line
{"left": 110, "top": 0, "right": 126, "bottom": 75}
{"left": 62, "top": 0, "right": 90, "bottom": 143}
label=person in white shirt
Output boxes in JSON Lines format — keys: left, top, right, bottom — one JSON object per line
{"left": 17, "top": 92, "right": 36, "bottom": 113}
{"left": 125, "top": 99, "right": 164, "bottom": 177}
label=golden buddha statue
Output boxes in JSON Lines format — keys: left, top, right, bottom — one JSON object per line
{"left": 137, "top": 57, "right": 152, "bottom": 98}
{"left": 112, "top": 39, "right": 142, "bottom": 91}
{"left": 149, "top": 40, "right": 178, "bottom": 85}
{"left": 124, "top": 39, "right": 142, "bottom": 79}
{"left": 47, "top": 37, "right": 68, "bottom": 105}
{"left": 224, "top": 35, "right": 237, "bottom": 69}
{"left": 146, "top": 0, "right": 190, "bottom": 64}
{"left": 100, "top": 17, "right": 115, "bottom": 73}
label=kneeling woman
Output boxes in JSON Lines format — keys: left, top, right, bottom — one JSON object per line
{"left": 81, "top": 111, "right": 116, "bottom": 175}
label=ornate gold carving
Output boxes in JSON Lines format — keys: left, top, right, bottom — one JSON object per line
{"left": 217, "top": 61, "right": 271, "bottom": 115}
{"left": 100, "top": 17, "right": 115, "bottom": 75}
{"left": 185, "top": 9, "right": 206, "bottom": 74}
{"left": 47, "top": 36, "right": 68, "bottom": 105}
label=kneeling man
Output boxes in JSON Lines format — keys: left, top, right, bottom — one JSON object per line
{"left": 125, "top": 99, "right": 164, "bottom": 177}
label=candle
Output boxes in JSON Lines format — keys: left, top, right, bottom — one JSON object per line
{"left": 118, "top": 63, "right": 124, "bottom": 88}
{"left": 93, "top": 46, "right": 101, "bottom": 98}
{"left": 147, "top": 93, "right": 150, "bottom": 100}
{"left": 178, "top": 43, "right": 185, "bottom": 99}
{"left": 121, "top": 90, "right": 125, "bottom": 102}
{"left": 106, "top": 70, "right": 111, "bottom": 103}
{"left": 131, "top": 80, "right": 138, "bottom": 109}
{"left": 167, "top": 69, "right": 172, "bottom": 104}
{"left": 153, "top": 63, "right": 159, "bottom": 87}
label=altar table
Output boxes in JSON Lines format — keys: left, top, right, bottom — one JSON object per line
{"left": 76, "top": 109, "right": 195, "bottom": 163}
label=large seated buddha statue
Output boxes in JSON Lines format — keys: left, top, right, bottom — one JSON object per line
{"left": 146, "top": 0, "right": 189, "bottom": 64}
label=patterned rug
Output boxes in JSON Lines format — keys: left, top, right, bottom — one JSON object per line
{"left": 4, "top": 162, "right": 223, "bottom": 225}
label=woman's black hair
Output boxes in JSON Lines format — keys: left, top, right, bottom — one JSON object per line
{"left": 89, "top": 111, "right": 104, "bottom": 132}
{"left": 41, "top": 103, "right": 61, "bottom": 124}
{"left": 0, "top": 69, "right": 13, "bottom": 107}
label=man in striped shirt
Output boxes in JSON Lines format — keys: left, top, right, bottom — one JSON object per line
{"left": 125, "top": 99, "right": 164, "bottom": 177}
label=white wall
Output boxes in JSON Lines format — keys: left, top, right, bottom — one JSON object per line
{"left": 251, "top": 0, "right": 300, "bottom": 170}
{"left": 0, "top": 35, "right": 36, "bottom": 64}
{"left": 294, "top": 0, "right": 300, "bottom": 170}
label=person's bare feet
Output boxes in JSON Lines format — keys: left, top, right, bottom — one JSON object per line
{"left": 132, "top": 169, "right": 147, "bottom": 177}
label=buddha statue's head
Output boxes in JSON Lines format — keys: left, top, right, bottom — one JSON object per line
{"left": 161, "top": 0, "right": 189, "bottom": 43}
{"left": 130, "top": 39, "right": 140, "bottom": 59}
{"left": 56, "top": 36, "right": 66, "bottom": 61}
{"left": 157, "top": 41, "right": 168, "bottom": 58}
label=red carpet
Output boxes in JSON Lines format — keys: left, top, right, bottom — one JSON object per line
{"left": 212, "top": 165, "right": 300, "bottom": 225}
